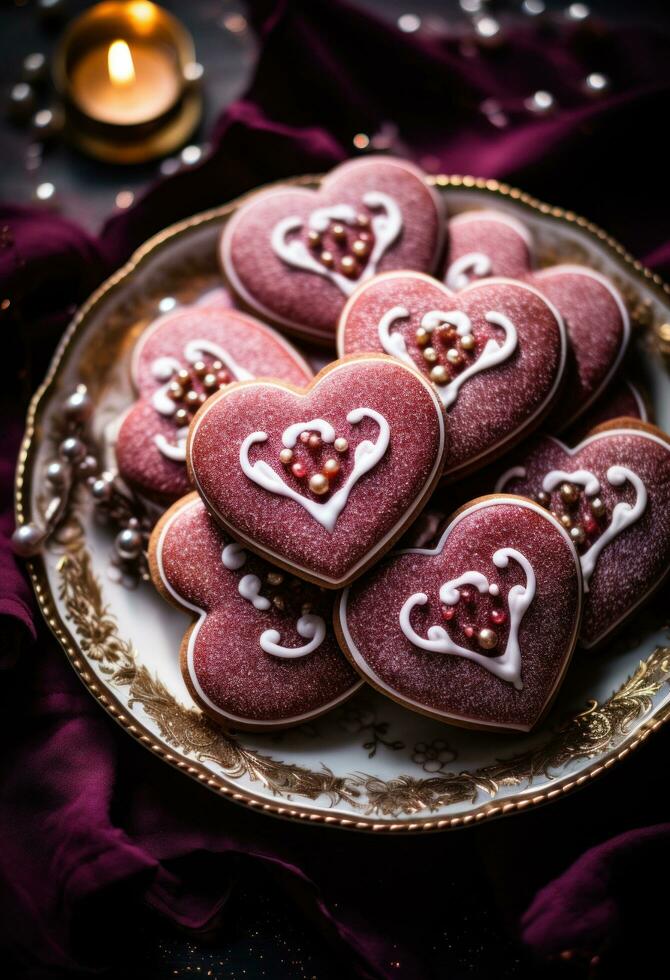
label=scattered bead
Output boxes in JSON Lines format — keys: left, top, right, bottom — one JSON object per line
{"left": 340, "top": 255, "right": 357, "bottom": 277}
{"left": 279, "top": 448, "right": 294, "bottom": 465}
{"left": 332, "top": 223, "right": 347, "bottom": 242}
{"left": 267, "top": 571, "right": 284, "bottom": 586}
{"left": 320, "top": 250, "right": 334, "bottom": 267}
{"left": 46, "top": 461, "right": 66, "bottom": 487}
{"left": 174, "top": 408, "right": 189, "bottom": 425}
{"left": 116, "top": 527, "right": 143, "bottom": 561}
{"left": 460, "top": 333, "right": 475, "bottom": 351}
{"left": 570, "top": 525, "right": 586, "bottom": 546}
{"left": 478, "top": 627, "right": 498, "bottom": 650}
{"left": 63, "top": 387, "right": 92, "bottom": 423}
{"left": 309, "top": 473, "right": 329, "bottom": 495}
{"left": 308, "top": 433, "right": 322, "bottom": 451}
{"left": 560, "top": 514, "right": 572, "bottom": 529}
{"left": 211, "top": 360, "right": 223, "bottom": 371}
{"left": 490, "top": 608, "right": 507, "bottom": 625}
{"left": 334, "top": 437, "right": 349, "bottom": 453}
{"left": 307, "top": 229, "right": 321, "bottom": 248}
{"left": 323, "top": 458, "right": 340, "bottom": 477}
{"left": 415, "top": 327, "right": 430, "bottom": 348}
{"left": 60, "top": 436, "right": 86, "bottom": 462}
{"left": 352, "top": 239, "right": 370, "bottom": 258}
{"left": 299, "top": 431, "right": 311, "bottom": 444}
{"left": 217, "top": 370, "right": 230, "bottom": 385}
{"left": 423, "top": 346, "right": 438, "bottom": 364}
{"left": 441, "top": 605, "right": 455, "bottom": 622}
{"left": 537, "top": 491, "right": 551, "bottom": 507}
{"left": 192, "top": 360, "right": 207, "bottom": 378}
{"left": 185, "top": 390, "right": 201, "bottom": 407}
{"left": 590, "top": 496, "right": 605, "bottom": 518}
{"left": 168, "top": 382, "right": 184, "bottom": 400}
{"left": 292, "top": 462, "right": 307, "bottom": 479}
{"left": 356, "top": 213, "right": 370, "bottom": 228}
{"left": 488, "top": 584, "right": 500, "bottom": 597}
{"left": 583, "top": 515, "right": 598, "bottom": 535}
{"left": 446, "top": 348, "right": 462, "bottom": 366}
{"left": 463, "top": 624, "right": 475, "bottom": 638}
{"left": 11, "top": 522, "right": 44, "bottom": 557}
{"left": 90, "top": 476, "right": 113, "bottom": 501}
{"left": 203, "top": 373, "right": 218, "bottom": 391}
{"left": 174, "top": 368, "right": 190, "bottom": 386}
{"left": 559, "top": 482, "right": 580, "bottom": 507}
{"left": 430, "top": 365, "right": 448, "bottom": 385}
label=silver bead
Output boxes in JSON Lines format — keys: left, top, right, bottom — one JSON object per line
{"left": 63, "top": 387, "right": 93, "bottom": 423}
{"left": 91, "top": 477, "right": 113, "bottom": 501}
{"left": 60, "top": 436, "right": 86, "bottom": 462}
{"left": 115, "top": 528, "right": 143, "bottom": 561}
{"left": 11, "top": 522, "right": 45, "bottom": 556}
{"left": 46, "top": 461, "right": 66, "bottom": 487}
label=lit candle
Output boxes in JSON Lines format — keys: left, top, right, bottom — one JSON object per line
{"left": 54, "top": 1, "right": 201, "bottom": 163}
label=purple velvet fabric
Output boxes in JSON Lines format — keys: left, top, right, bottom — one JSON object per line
{"left": 2, "top": 1, "right": 670, "bottom": 976}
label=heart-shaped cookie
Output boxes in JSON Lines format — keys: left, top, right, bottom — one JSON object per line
{"left": 493, "top": 420, "right": 670, "bottom": 648}
{"left": 335, "top": 496, "right": 582, "bottom": 732}
{"left": 150, "top": 494, "right": 361, "bottom": 730}
{"left": 115, "top": 306, "right": 313, "bottom": 503}
{"left": 220, "top": 156, "right": 445, "bottom": 345}
{"left": 187, "top": 354, "right": 448, "bottom": 587}
{"left": 338, "top": 272, "right": 566, "bottom": 477}
{"left": 443, "top": 209, "right": 631, "bottom": 430}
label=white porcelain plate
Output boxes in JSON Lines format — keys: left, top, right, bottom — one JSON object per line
{"left": 16, "top": 176, "right": 670, "bottom": 831}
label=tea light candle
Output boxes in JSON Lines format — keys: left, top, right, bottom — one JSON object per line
{"left": 54, "top": 1, "right": 202, "bottom": 163}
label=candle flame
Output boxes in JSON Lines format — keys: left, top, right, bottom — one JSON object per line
{"left": 108, "top": 40, "right": 135, "bottom": 87}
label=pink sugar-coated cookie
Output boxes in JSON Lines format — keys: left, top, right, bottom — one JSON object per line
{"left": 563, "top": 379, "right": 648, "bottom": 444}
{"left": 338, "top": 272, "right": 567, "bottom": 479}
{"left": 115, "top": 306, "right": 313, "bottom": 504}
{"left": 220, "top": 156, "right": 445, "bottom": 345}
{"left": 150, "top": 494, "right": 361, "bottom": 730}
{"left": 442, "top": 209, "right": 631, "bottom": 431}
{"left": 336, "top": 495, "right": 582, "bottom": 732}
{"left": 493, "top": 419, "right": 670, "bottom": 649}
{"left": 187, "top": 354, "right": 448, "bottom": 588}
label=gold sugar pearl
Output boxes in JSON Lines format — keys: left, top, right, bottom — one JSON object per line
{"left": 174, "top": 408, "right": 189, "bottom": 425}
{"left": 176, "top": 368, "right": 191, "bottom": 386}
{"left": 570, "top": 525, "right": 586, "bottom": 545}
{"left": 192, "top": 360, "right": 207, "bottom": 378}
{"left": 590, "top": 496, "right": 605, "bottom": 518}
{"left": 340, "top": 255, "right": 357, "bottom": 276}
{"left": 356, "top": 213, "right": 370, "bottom": 228}
{"left": 478, "top": 628, "right": 498, "bottom": 650}
{"left": 308, "top": 434, "right": 322, "bottom": 451}
{"left": 320, "top": 250, "right": 334, "bottom": 267}
{"left": 332, "top": 223, "right": 347, "bottom": 242}
{"left": 299, "top": 431, "right": 311, "bottom": 444}
{"left": 559, "top": 482, "right": 580, "bottom": 507}
{"left": 323, "top": 458, "right": 340, "bottom": 477}
{"left": 203, "top": 373, "right": 218, "bottom": 391}
{"left": 185, "top": 390, "right": 201, "bottom": 407}
{"left": 334, "top": 437, "right": 349, "bottom": 453}
{"left": 307, "top": 229, "right": 321, "bottom": 248}
{"left": 279, "top": 448, "right": 294, "bottom": 465}
{"left": 267, "top": 571, "right": 284, "bottom": 586}
{"left": 536, "top": 491, "right": 551, "bottom": 507}
{"left": 430, "top": 365, "right": 448, "bottom": 385}
{"left": 168, "top": 382, "right": 184, "bottom": 400}
{"left": 211, "top": 360, "right": 223, "bottom": 372}
{"left": 415, "top": 327, "right": 430, "bottom": 348}
{"left": 309, "top": 473, "right": 329, "bottom": 495}
{"left": 560, "top": 514, "right": 572, "bottom": 529}
{"left": 446, "top": 348, "right": 461, "bottom": 365}
{"left": 423, "top": 346, "right": 438, "bottom": 364}
{"left": 352, "top": 239, "right": 370, "bottom": 258}
{"left": 460, "top": 333, "right": 475, "bottom": 351}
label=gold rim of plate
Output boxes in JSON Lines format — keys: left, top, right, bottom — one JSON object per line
{"left": 14, "top": 174, "right": 670, "bottom": 832}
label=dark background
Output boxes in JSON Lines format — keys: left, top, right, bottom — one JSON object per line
{"left": 2, "top": 2, "right": 670, "bottom": 979}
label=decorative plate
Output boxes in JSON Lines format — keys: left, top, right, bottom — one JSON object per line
{"left": 15, "top": 176, "right": 670, "bottom": 832}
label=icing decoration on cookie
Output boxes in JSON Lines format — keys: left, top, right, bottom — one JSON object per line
{"left": 445, "top": 252, "right": 492, "bottom": 291}
{"left": 399, "top": 548, "right": 535, "bottom": 689}
{"left": 493, "top": 424, "right": 670, "bottom": 648}
{"left": 220, "top": 156, "right": 445, "bottom": 344}
{"left": 239, "top": 408, "right": 391, "bottom": 533}
{"left": 336, "top": 497, "right": 582, "bottom": 732}
{"left": 271, "top": 193, "right": 402, "bottom": 295}
{"left": 151, "top": 496, "right": 359, "bottom": 727}
{"left": 444, "top": 210, "right": 533, "bottom": 288}
{"left": 378, "top": 306, "right": 517, "bottom": 408}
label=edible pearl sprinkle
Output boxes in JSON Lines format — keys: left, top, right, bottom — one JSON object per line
{"left": 430, "top": 365, "right": 448, "bottom": 385}
{"left": 423, "top": 347, "right": 438, "bottom": 363}
{"left": 334, "top": 438, "right": 349, "bottom": 453}
{"left": 309, "top": 473, "right": 329, "bottom": 495}
{"left": 460, "top": 333, "right": 475, "bottom": 351}
{"left": 478, "top": 628, "right": 498, "bottom": 650}
{"left": 279, "top": 449, "right": 293, "bottom": 465}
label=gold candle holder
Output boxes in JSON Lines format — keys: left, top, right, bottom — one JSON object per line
{"left": 53, "top": 1, "right": 202, "bottom": 164}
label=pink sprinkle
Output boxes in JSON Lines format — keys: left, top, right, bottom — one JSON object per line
{"left": 490, "top": 608, "right": 507, "bottom": 625}
{"left": 463, "top": 625, "right": 475, "bottom": 638}
{"left": 291, "top": 462, "right": 307, "bottom": 479}
{"left": 441, "top": 605, "right": 455, "bottom": 621}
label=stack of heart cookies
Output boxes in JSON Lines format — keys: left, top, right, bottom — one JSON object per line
{"left": 113, "top": 156, "right": 670, "bottom": 734}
